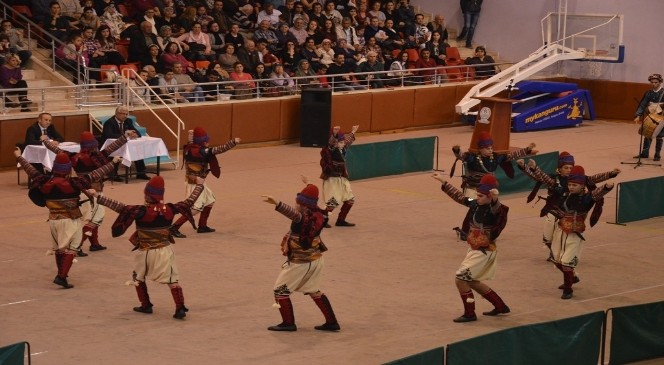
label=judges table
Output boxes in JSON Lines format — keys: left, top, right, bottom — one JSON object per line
{"left": 101, "top": 137, "right": 168, "bottom": 183}
{"left": 21, "top": 142, "right": 81, "bottom": 170}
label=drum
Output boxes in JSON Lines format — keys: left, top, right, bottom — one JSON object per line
{"left": 640, "top": 113, "right": 664, "bottom": 139}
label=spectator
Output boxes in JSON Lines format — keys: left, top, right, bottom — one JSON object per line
{"left": 395, "top": 0, "right": 415, "bottom": 33}
{"left": 336, "top": 17, "right": 360, "bottom": 47}
{"left": 355, "top": 2, "right": 369, "bottom": 26}
{"left": 386, "top": 50, "right": 415, "bottom": 86}
{"left": 280, "top": 40, "right": 300, "bottom": 73}
{"left": 229, "top": 61, "right": 255, "bottom": 99}
{"left": 427, "top": 14, "right": 448, "bottom": 42}
{"left": 194, "top": 4, "right": 215, "bottom": 29}
{"left": 368, "top": 1, "right": 385, "bottom": 23}
{"left": 58, "top": 0, "right": 83, "bottom": 21}
{"left": 275, "top": 23, "right": 298, "bottom": 53}
{"left": 1, "top": 21, "right": 32, "bottom": 68}
{"left": 406, "top": 13, "right": 430, "bottom": 48}
{"left": 383, "top": 1, "right": 398, "bottom": 24}
{"left": 270, "top": 63, "right": 295, "bottom": 95}
{"left": 254, "top": 20, "right": 280, "bottom": 52}
{"left": 131, "top": 69, "right": 153, "bottom": 105}
{"left": 356, "top": 50, "right": 385, "bottom": 89}
{"left": 94, "top": 24, "right": 125, "bottom": 66}
{"left": 256, "top": 38, "right": 279, "bottom": 71}
{"left": 141, "top": 44, "right": 165, "bottom": 73}
{"left": 308, "top": 3, "right": 325, "bottom": 29}
{"left": 322, "top": 1, "right": 342, "bottom": 24}
{"left": 157, "top": 25, "right": 185, "bottom": 54}
{"left": 55, "top": 33, "right": 89, "bottom": 83}
{"left": 424, "top": 30, "right": 449, "bottom": 65}
{"left": 128, "top": 21, "right": 159, "bottom": 63}
{"left": 237, "top": 39, "right": 260, "bottom": 71}
{"left": 364, "top": 16, "right": 381, "bottom": 41}
{"left": 253, "top": 63, "right": 271, "bottom": 95}
{"left": 326, "top": 53, "right": 364, "bottom": 91}
{"left": 320, "top": 19, "right": 338, "bottom": 46}
{"left": 294, "top": 59, "right": 320, "bottom": 89}
{"left": 315, "top": 38, "right": 335, "bottom": 68}
{"left": 278, "top": 0, "right": 296, "bottom": 26}
{"left": 138, "top": 8, "right": 159, "bottom": 35}
{"left": 142, "top": 65, "right": 161, "bottom": 87}
{"left": 414, "top": 48, "right": 439, "bottom": 84}
{"left": 335, "top": 38, "right": 360, "bottom": 69}
{"left": 0, "top": 35, "right": 13, "bottom": 66}
{"left": 79, "top": 6, "right": 101, "bottom": 32}
{"left": 177, "top": 6, "right": 197, "bottom": 33}
{"left": 207, "top": 21, "right": 226, "bottom": 56}
{"left": 465, "top": 45, "right": 497, "bottom": 79}
{"left": 161, "top": 41, "right": 195, "bottom": 73}
{"left": 364, "top": 36, "right": 384, "bottom": 63}
{"left": 457, "top": 0, "right": 483, "bottom": 49}
{"left": 209, "top": 0, "right": 232, "bottom": 33}
{"left": 300, "top": 37, "right": 322, "bottom": 71}
{"left": 305, "top": 20, "right": 324, "bottom": 46}
{"left": 177, "top": 22, "right": 214, "bottom": 61}
{"left": 289, "top": 17, "right": 308, "bottom": 46}
{"left": 0, "top": 54, "right": 32, "bottom": 112}
{"left": 172, "top": 62, "right": 205, "bottom": 101}
{"left": 200, "top": 70, "right": 227, "bottom": 100}
{"left": 219, "top": 44, "right": 240, "bottom": 73}
{"left": 224, "top": 24, "right": 245, "bottom": 51}
{"left": 257, "top": 3, "right": 282, "bottom": 28}
{"left": 158, "top": 69, "right": 188, "bottom": 103}
{"left": 44, "top": 1, "right": 73, "bottom": 42}
{"left": 100, "top": 4, "right": 129, "bottom": 40}
{"left": 156, "top": 7, "right": 183, "bottom": 36}
{"left": 291, "top": 3, "right": 310, "bottom": 27}
{"left": 230, "top": 4, "right": 257, "bottom": 35}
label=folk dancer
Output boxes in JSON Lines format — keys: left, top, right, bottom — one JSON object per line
{"left": 170, "top": 127, "right": 241, "bottom": 238}
{"left": 320, "top": 124, "right": 359, "bottom": 227}
{"left": 262, "top": 180, "right": 340, "bottom": 332}
{"left": 14, "top": 148, "right": 117, "bottom": 289}
{"left": 44, "top": 130, "right": 136, "bottom": 256}
{"left": 432, "top": 172, "right": 510, "bottom": 322}
{"left": 89, "top": 176, "right": 205, "bottom": 319}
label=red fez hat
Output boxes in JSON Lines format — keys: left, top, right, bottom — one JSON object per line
{"left": 193, "top": 127, "right": 209, "bottom": 145}
{"left": 296, "top": 184, "right": 319, "bottom": 208}
{"left": 144, "top": 176, "right": 165, "bottom": 201}
{"left": 80, "top": 131, "right": 98, "bottom": 150}
{"left": 477, "top": 173, "right": 498, "bottom": 194}
{"left": 558, "top": 151, "right": 575, "bottom": 167}
{"left": 477, "top": 131, "right": 494, "bottom": 149}
{"left": 568, "top": 165, "right": 587, "bottom": 185}
{"left": 52, "top": 152, "right": 72, "bottom": 175}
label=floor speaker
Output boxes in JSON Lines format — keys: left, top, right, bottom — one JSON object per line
{"left": 300, "top": 89, "right": 332, "bottom": 147}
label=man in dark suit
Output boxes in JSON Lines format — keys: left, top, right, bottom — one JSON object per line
{"left": 101, "top": 106, "right": 150, "bottom": 180}
{"left": 24, "top": 112, "right": 64, "bottom": 173}
{"left": 128, "top": 21, "right": 159, "bottom": 63}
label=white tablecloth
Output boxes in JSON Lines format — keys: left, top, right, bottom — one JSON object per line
{"left": 101, "top": 137, "right": 168, "bottom": 167}
{"left": 21, "top": 142, "right": 81, "bottom": 170}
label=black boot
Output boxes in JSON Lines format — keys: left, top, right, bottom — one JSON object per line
{"left": 312, "top": 294, "right": 341, "bottom": 331}
{"left": 268, "top": 295, "right": 297, "bottom": 331}
{"left": 133, "top": 281, "right": 153, "bottom": 313}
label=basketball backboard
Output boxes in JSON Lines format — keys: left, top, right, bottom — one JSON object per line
{"left": 543, "top": 13, "right": 624, "bottom": 62}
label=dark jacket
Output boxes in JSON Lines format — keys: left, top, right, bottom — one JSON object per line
{"left": 101, "top": 116, "right": 142, "bottom": 144}
{"left": 24, "top": 122, "right": 64, "bottom": 146}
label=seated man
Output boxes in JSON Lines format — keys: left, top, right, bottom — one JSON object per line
{"left": 24, "top": 112, "right": 64, "bottom": 173}
{"left": 326, "top": 54, "right": 366, "bottom": 91}
{"left": 172, "top": 62, "right": 205, "bottom": 102}
{"left": 100, "top": 106, "right": 150, "bottom": 180}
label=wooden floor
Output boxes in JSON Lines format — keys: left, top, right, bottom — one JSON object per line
{"left": 1, "top": 120, "right": 663, "bottom": 365}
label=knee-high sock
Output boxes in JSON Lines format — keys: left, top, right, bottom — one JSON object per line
{"left": 312, "top": 294, "right": 338, "bottom": 324}
{"left": 170, "top": 286, "right": 186, "bottom": 310}
{"left": 171, "top": 214, "right": 189, "bottom": 229}
{"left": 54, "top": 252, "right": 63, "bottom": 271}
{"left": 459, "top": 290, "right": 475, "bottom": 317}
{"left": 337, "top": 201, "right": 353, "bottom": 222}
{"left": 58, "top": 252, "right": 75, "bottom": 279}
{"left": 135, "top": 281, "right": 152, "bottom": 308}
{"left": 89, "top": 225, "right": 103, "bottom": 247}
{"left": 198, "top": 205, "right": 213, "bottom": 228}
{"left": 81, "top": 225, "right": 93, "bottom": 246}
{"left": 274, "top": 295, "right": 295, "bottom": 325}
{"left": 482, "top": 289, "right": 508, "bottom": 312}
{"left": 562, "top": 267, "right": 575, "bottom": 292}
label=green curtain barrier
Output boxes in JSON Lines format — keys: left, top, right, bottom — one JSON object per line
{"left": 492, "top": 151, "right": 559, "bottom": 194}
{"left": 345, "top": 137, "right": 436, "bottom": 181}
{"left": 616, "top": 177, "right": 664, "bottom": 223}
{"left": 608, "top": 301, "right": 664, "bottom": 365}
{"left": 446, "top": 311, "right": 604, "bottom": 365}
{"left": 383, "top": 346, "right": 444, "bottom": 365}
{"left": 0, "top": 342, "right": 26, "bottom": 365}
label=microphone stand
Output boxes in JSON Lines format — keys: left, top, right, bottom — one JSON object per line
{"left": 621, "top": 114, "right": 661, "bottom": 168}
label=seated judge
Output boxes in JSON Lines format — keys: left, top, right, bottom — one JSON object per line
{"left": 100, "top": 106, "right": 149, "bottom": 180}
{"left": 24, "top": 112, "right": 64, "bottom": 173}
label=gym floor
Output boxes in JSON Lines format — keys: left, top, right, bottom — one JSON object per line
{"left": 1, "top": 120, "right": 663, "bottom": 364}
